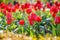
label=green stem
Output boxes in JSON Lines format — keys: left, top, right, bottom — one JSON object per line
{"left": 22, "top": 26, "right": 24, "bottom": 34}
{"left": 55, "top": 24, "right": 57, "bottom": 36}
{"left": 52, "top": 25, "right": 56, "bottom": 36}
{"left": 30, "top": 26, "right": 34, "bottom": 37}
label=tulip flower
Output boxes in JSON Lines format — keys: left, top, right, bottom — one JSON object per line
{"left": 50, "top": 5, "right": 58, "bottom": 18}
{"left": 34, "top": 0, "right": 42, "bottom": 10}
{"left": 2, "top": 9, "right": 6, "bottom": 15}
{"left": 35, "top": 16, "right": 41, "bottom": 22}
{"left": 50, "top": 5, "right": 58, "bottom": 14}
{"left": 6, "top": 20, "right": 12, "bottom": 25}
{"left": 29, "top": 13, "right": 37, "bottom": 21}
{"left": 12, "top": 6, "right": 16, "bottom": 12}
{"left": 6, "top": 6, "right": 12, "bottom": 12}
{"left": 24, "top": 3, "right": 31, "bottom": 9}
{"left": 21, "top": 4, "right": 25, "bottom": 10}
{"left": 19, "top": 20, "right": 25, "bottom": 25}
{"left": 29, "top": 20, "right": 34, "bottom": 25}
{"left": 28, "top": 13, "right": 37, "bottom": 25}
{"left": 0, "top": 2, "right": 6, "bottom": 8}
{"left": 14, "top": 4, "right": 19, "bottom": 9}
{"left": 8, "top": 3, "right": 12, "bottom": 7}
{"left": 55, "top": 16, "right": 60, "bottom": 24}
{"left": 6, "top": 12, "right": 12, "bottom": 25}
{"left": 55, "top": 1, "right": 59, "bottom": 7}
{"left": 46, "top": 2, "right": 51, "bottom": 8}
{"left": 19, "top": 20, "right": 25, "bottom": 34}
{"left": 26, "top": 8, "right": 32, "bottom": 14}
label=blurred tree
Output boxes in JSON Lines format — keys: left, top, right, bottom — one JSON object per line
{"left": 0, "top": 0, "right": 13, "bottom": 4}
{"left": 0, "top": 0, "right": 3, "bottom": 3}
{"left": 0, "top": 0, "right": 60, "bottom": 4}
{"left": 9, "top": 0, "right": 14, "bottom": 4}
{"left": 59, "top": 0, "right": 60, "bottom": 2}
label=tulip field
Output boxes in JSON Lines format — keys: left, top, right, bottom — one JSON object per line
{"left": 0, "top": 0, "right": 60, "bottom": 40}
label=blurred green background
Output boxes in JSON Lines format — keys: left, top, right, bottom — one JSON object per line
{"left": 0, "top": 0, "right": 60, "bottom": 4}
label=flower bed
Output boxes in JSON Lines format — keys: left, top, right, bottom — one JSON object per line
{"left": 0, "top": 0, "right": 60, "bottom": 40}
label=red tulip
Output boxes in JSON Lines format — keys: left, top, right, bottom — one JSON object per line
{"left": 14, "top": 4, "right": 19, "bottom": 9}
{"left": 55, "top": 1, "right": 59, "bottom": 6}
{"left": 54, "top": 1, "right": 60, "bottom": 10}
{"left": 33, "top": 4, "right": 37, "bottom": 11}
{"left": 6, "top": 20, "right": 12, "bottom": 25}
{"left": 8, "top": 3, "right": 12, "bottom": 7}
{"left": 50, "top": 5, "right": 58, "bottom": 18}
{"left": 55, "top": 16, "right": 60, "bottom": 24}
{"left": 30, "top": 13, "right": 37, "bottom": 21}
{"left": 21, "top": 4, "right": 25, "bottom": 10}
{"left": 58, "top": 4, "right": 60, "bottom": 10}
{"left": 0, "top": 2, "right": 6, "bottom": 8}
{"left": 51, "top": 13, "right": 56, "bottom": 18}
{"left": 35, "top": 16, "right": 41, "bottom": 22}
{"left": 50, "top": 5, "right": 58, "bottom": 14}
{"left": 7, "top": 6, "right": 12, "bottom": 12}
{"left": 2, "top": 9, "right": 6, "bottom": 15}
{"left": 6, "top": 12, "right": 12, "bottom": 19}
{"left": 28, "top": 16, "right": 33, "bottom": 25}
{"left": 34, "top": 0, "right": 42, "bottom": 10}
{"left": 29, "top": 20, "right": 34, "bottom": 25}
{"left": 12, "top": 6, "right": 16, "bottom": 12}
{"left": 28, "top": 13, "right": 37, "bottom": 25}
{"left": 19, "top": 20, "right": 25, "bottom": 25}
{"left": 26, "top": 8, "right": 32, "bottom": 14}
{"left": 46, "top": 2, "right": 51, "bottom": 8}
{"left": 24, "top": 3, "right": 30, "bottom": 9}
{"left": 6, "top": 12, "right": 12, "bottom": 25}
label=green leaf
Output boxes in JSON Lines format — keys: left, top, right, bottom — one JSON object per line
{"left": 56, "top": 24, "right": 60, "bottom": 36}
{"left": 52, "top": 25, "right": 56, "bottom": 36}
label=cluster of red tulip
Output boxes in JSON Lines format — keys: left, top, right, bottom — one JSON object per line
{"left": 0, "top": 0, "right": 60, "bottom": 26}
{"left": 46, "top": 1, "right": 60, "bottom": 24}
{"left": 50, "top": 2, "right": 60, "bottom": 24}
{"left": 0, "top": 0, "right": 42, "bottom": 26}
{"left": 28, "top": 13, "right": 41, "bottom": 25}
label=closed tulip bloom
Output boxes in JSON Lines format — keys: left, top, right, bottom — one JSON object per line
{"left": 55, "top": 16, "right": 60, "bottom": 24}
{"left": 50, "top": 5, "right": 58, "bottom": 14}
{"left": 26, "top": 8, "right": 32, "bottom": 14}
{"left": 6, "top": 12, "right": 12, "bottom": 25}
{"left": 46, "top": 2, "right": 51, "bottom": 8}
{"left": 50, "top": 5, "right": 58, "bottom": 18}
{"left": 19, "top": 20, "right": 25, "bottom": 25}
{"left": 35, "top": 16, "right": 41, "bottom": 22}
{"left": 29, "top": 20, "right": 34, "bottom": 25}
{"left": 2, "top": 9, "right": 6, "bottom": 15}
